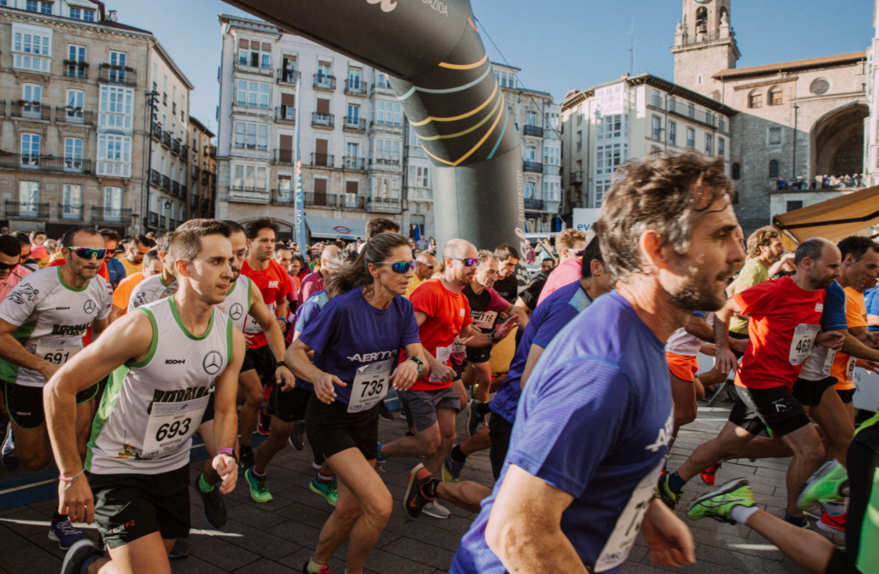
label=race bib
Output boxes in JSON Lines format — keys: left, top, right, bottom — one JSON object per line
{"left": 473, "top": 310, "right": 498, "bottom": 331}
{"left": 823, "top": 349, "right": 837, "bottom": 377}
{"left": 347, "top": 358, "right": 394, "bottom": 413}
{"left": 451, "top": 337, "right": 466, "bottom": 354}
{"left": 593, "top": 460, "right": 665, "bottom": 572}
{"left": 429, "top": 345, "right": 452, "bottom": 382}
{"left": 846, "top": 356, "right": 857, "bottom": 381}
{"left": 141, "top": 395, "right": 209, "bottom": 458}
{"left": 789, "top": 324, "right": 820, "bottom": 365}
{"left": 244, "top": 303, "right": 275, "bottom": 334}
{"left": 35, "top": 336, "right": 83, "bottom": 367}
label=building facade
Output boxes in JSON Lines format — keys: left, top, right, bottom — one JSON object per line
{"left": 187, "top": 116, "right": 216, "bottom": 221}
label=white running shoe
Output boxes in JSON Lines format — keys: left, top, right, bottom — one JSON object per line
{"left": 422, "top": 500, "right": 450, "bottom": 519}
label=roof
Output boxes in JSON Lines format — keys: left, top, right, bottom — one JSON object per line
{"left": 714, "top": 52, "right": 866, "bottom": 80}
{"left": 773, "top": 185, "right": 879, "bottom": 247}
{"left": 189, "top": 116, "right": 215, "bottom": 138}
{"left": 0, "top": 2, "right": 152, "bottom": 35}
{"left": 491, "top": 61, "right": 521, "bottom": 72}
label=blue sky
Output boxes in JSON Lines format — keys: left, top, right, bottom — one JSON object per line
{"left": 113, "top": 0, "right": 877, "bottom": 131}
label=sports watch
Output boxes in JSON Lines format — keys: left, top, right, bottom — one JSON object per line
{"left": 407, "top": 356, "right": 424, "bottom": 373}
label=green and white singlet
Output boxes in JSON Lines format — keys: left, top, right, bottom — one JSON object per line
{"left": 128, "top": 274, "right": 178, "bottom": 312}
{"left": 0, "top": 267, "right": 112, "bottom": 387}
{"left": 215, "top": 274, "right": 252, "bottom": 333}
{"left": 86, "top": 296, "right": 233, "bottom": 474}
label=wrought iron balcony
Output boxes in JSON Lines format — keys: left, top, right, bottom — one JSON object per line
{"left": 0, "top": 154, "right": 92, "bottom": 174}
{"left": 98, "top": 65, "right": 137, "bottom": 86}
{"left": 55, "top": 107, "right": 95, "bottom": 126}
{"left": 180, "top": 145, "right": 189, "bottom": 161}
{"left": 161, "top": 131, "right": 171, "bottom": 148}
{"left": 570, "top": 170, "right": 583, "bottom": 184}
{"left": 367, "top": 197, "right": 402, "bottom": 213}
{"left": 311, "top": 113, "right": 334, "bottom": 129}
{"left": 342, "top": 157, "right": 366, "bottom": 171}
{"left": 181, "top": 185, "right": 187, "bottom": 198}
{"left": 11, "top": 102, "right": 51, "bottom": 121}
{"left": 523, "top": 161, "right": 543, "bottom": 173}
{"left": 345, "top": 80, "right": 367, "bottom": 96}
{"left": 343, "top": 117, "right": 366, "bottom": 133}
{"left": 170, "top": 139, "right": 181, "bottom": 156}
{"left": 229, "top": 186, "right": 270, "bottom": 204}
{"left": 309, "top": 153, "right": 334, "bottom": 168}
{"left": 151, "top": 123, "right": 162, "bottom": 141}
{"left": 150, "top": 169, "right": 162, "bottom": 187}
{"left": 171, "top": 181, "right": 180, "bottom": 196}
{"left": 6, "top": 201, "right": 49, "bottom": 219}
{"left": 276, "top": 107, "right": 296, "bottom": 123}
{"left": 162, "top": 175, "right": 171, "bottom": 191}
{"left": 313, "top": 74, "right": 336, "bottom": 91}
{"left": 63, "top": 61, "right": 89, "bottom": 79}
{"left": 523, "top": 125, "right": 544, "bottom": 138}
{"left": 524, "top": 197, "right": 545, "bottom": 210}
{"left": 59, "top": 203, "right": 83, "bottom": 220}
{"left": 274, "top": 150, "right": 296, "bottom": 165}
{"left": 277, "top": 69, "right": 300, "bottom": 85}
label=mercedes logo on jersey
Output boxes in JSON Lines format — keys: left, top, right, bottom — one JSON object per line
{"left": 203, "top": 351, "right": 224, "bottom": 375}
{"left": 83, "top": 300, "right": 97, "bottom": 314}
{"left": 229, "top": 303, "right": 244, "bottom": 321}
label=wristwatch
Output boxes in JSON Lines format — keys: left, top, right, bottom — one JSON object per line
{"left": 276, "top": 360, "right": 287, "bottom": 370}
{"left": 489, "top": 329, "right": 499, "bottom": 344}
{"left": 407, "top": 356, "right": 424, "bottom": 373}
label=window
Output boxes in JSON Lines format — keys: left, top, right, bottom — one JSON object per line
{"left": 62, "top": 185, "right": 81, "bottom": 219}
{"left": 718, "top": 138, "right": 725, "bottom": 157}
{"left": 26, "top": 1, "right": 51, "bottom": 14}
{"left": 652, "top": 91, "right": 660, "bottom": 107}
{"left": 21, "top": 84, "right": 42, "bottom": 119}
{"left": 172, "top": 86, "right": 177, "bottom": 115}
{"left": 97, "top": 135, "right": 132, "bottom": 177}
{"left": 238, "top": 40, "right": 271, "bottom": 69}
{"left": 375, "top": 100, "right": 401, "bottom": 126}
{"left": 64, "top": 138, "right": 83, "bottom": 172}
{"left": 234, "top": 122, "right": 268, "bottom": 151}
{"left": 651, "top": 145, "right": 661, "bottom": 155}
{"left": 66, "top": 89, "right": 84, "bottom": 122}
{"left": 688, "top": 104, "right": 694, "bottom": 118}
{"left": 718, "top": 116, "right": 725, "bottom": 131}
{"left": 524, "top": 181, "right": 535, "bottom": 199}
{"left": 103, "top": 187, "right": 123, "bottom": 221}
{"left": 375, "top": 139, "right": 401, "bottom": 163}
{"left": 705, "top": 134, "right": 713, "bottom": 156}
{"left": 596, "top": 143, "right": 626, "bottom": 175}
{"left": 347, "top": 104, "right": 360, "bottom": 125}
{"left": 594, "top": 180, "right": 609, "bottom": 208}
{"left": 525, "top": 145, "right": 536, "bottom": 162}
{"left": 375, "top": 71, "right": 391, "bottom": 89}
{"left": 67, "top": 44, "right": 86, "bottom": 77}
{"left": 668, "top": 98, "right": 676, "bottom": 113}
{"left": 232, "top": 164, "right": 268, "bottom": 190}
{"left": 543, "top": 145, "right": 560, "bottom": 166}
{"left": 697, "top": 75, "right": 703, "bottom": 86}
{"left": 99, "top": 86, "right": 133, "bottom": 129}
{"left": 686, "top": 128, "right": 695, "bottom": 149}
{"left": 19, "top": 182, "right": 39, "bottom": 216}
{"left": 749, "top": 91, "right": 763, "bottom": 109}
{"left": 732, "top": 163, "right": 741, "bottom": 180}
{"left": 652, "top": 116, "right": 661, "bottom": 141}
{"left": 68, "top": 7, "right": 95, "bottom": 21}
{"left": 769, "top": 159, "right": 779, "bottom": 178}
{"left": 705, "top": 110, "right": 712, "bottom": 124}
{"left": 317, "top": 60, "right": 332, "bottom": 79}
{"left": 598, "top": 114, "right": 625, "bottom": 140}
{"left": 13, "top": 24, "right": 52, "bottom": 72}
{"left": 348, "top": 67, "right": 361, "bottom": 89}
{"left": 109, "top": 51, "right": 127, "bottom": 83}
{"left": 576, "top": 131, "right": 582, "bottom": 152}
{"left": 278, "top": 176, "right": 293, "bottom": 200}
{"left": 21, "top": 134, "right": 40, "bottom": 166}
{"left": 346, "top": 142, "right": 360, "bottom": 160}
{"left": 770, "top": 87, "right": 783, "bottom": 106}
{"left": 163, "top": 76, "right": 168, "bottom": 105}
{"left": 576, "top": 105, "right": 583, "bottom": 126}
{"left": 543, "top": 180, "right": 560, "bottom": 202}
{"left": 237, "top": 80, "right": 270, "bottom": 109}
{"left": 409, "top": 165, "right": 430, "bottom": 187}
{"left": 769, "top": 127, "right": 782, "bottom": 146}
{"left": 786, "top": 200, "right": 803, "bottom": 212}
{"left": 668, "top": 121, "right": 677, "bottom": 146}
{"left": 526, "top": 111, "right": 538, "bottom": 127}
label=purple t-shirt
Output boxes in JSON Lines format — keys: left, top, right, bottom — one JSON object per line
{"left": 298, "top": 287, "right": 420, "bottom": 405}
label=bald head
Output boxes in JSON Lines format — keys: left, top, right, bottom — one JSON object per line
{"left": 321, "top": 245, "right": 340, "bottom": 267}
{"left": 443, "top": 238, "right": 477, "bottom": 260}
{"left": 795, "top": 237, "right": 841, "bottom": 290}
{"left": 795, "top": 237, "right": 837, "bottom": 267}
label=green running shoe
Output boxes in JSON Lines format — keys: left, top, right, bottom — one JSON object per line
{"left": 310, "top": 476, "right": 338, "bottom": 506}
{"left": 656, "top": 471, "right": 680, "bottom": 511}
{"left": 798, "top": 460, "right": 848, "bottom": 509}
{"left": 687, "top": 478, "right": 754, "bottom": 524}
{"left": 244, "top": 467, "right": 273, "bottom": 503}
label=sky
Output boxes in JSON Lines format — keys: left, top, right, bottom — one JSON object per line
{"left": 112, "top": 0, "right": 877, "bottom": 131}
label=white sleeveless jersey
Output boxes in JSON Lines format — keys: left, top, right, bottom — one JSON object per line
{"left": 128, "top": 274, "right": 177, "bottom": 312}
{"left": 86, "top": 296, "right": 233, "bottom": 475}
{"left": 215, "top": 275, "right": 252, "bottom": 333}
{"left": 0, "top": 268, "right": 112, "bottom": 387}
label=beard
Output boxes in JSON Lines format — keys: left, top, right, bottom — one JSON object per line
{"left": 666, "top": 264, "right": 734, "bottom": 312}
{"left": 808, "top": 270, "right": 835, "bottom": 290}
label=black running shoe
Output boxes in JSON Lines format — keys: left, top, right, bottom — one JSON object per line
{"left": 404, "top": 463, "right": 438, "bottom": 519}
{"left": 61, "top": 538, "right": 102, "bottom": 574}
{"left": 168, "top": 537, "right": 189, "bottom": 559}
{"left": 197, "top": 478, "right": 228, "bottom": 529}
{"left": 379, "top": 401, "right": 395, "bottom": 421}
{"left": 466, "top": 400, "right": 483, "bottom": 437}
{"left": 239, "top": 445, "right": 255, "bottom": 472}
{"left": 289, "top": 420, "right": 306, "bottom": 451}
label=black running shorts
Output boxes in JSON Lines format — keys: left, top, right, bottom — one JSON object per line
{"left": 305, "top": 394, "right": 379, "bottom": 462}
{"left": 241, "top": 345, "right": 276, "bottom": 385}
{"left": 791, "top": 376, "right": 838, "bottom": 407}
{"left": 838, "top": 389, "right": 856, "bottom": 404}
{"left": 728, "top": 385, "right": 809, "bottom": 437}
{"left": 91, "top": 465, "right": 190, "bottom": 548}
{"left": 465, "top": 345, "right": 491, "bottom": 365}
{"left": 488, "top": 413, "right": 514, "bottom": 481}
{"left": 5, "top": 381, "right": 98, "bottom": 430}
{"left": 267, "top": 385, "right": 312, "bottom": 423}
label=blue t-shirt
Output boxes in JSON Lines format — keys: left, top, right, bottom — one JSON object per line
{"left": 452, "top": 291, "right": 674, "bottom": 574}
{"left": 822, "top": 282, "right": 848, "bottom": 332}
{"left": 865, "top": 286, "right": 879, "bottom": 332}
{"left": 490, "top": 280, "right": 593, "bottom": 424}
{"left": 293, "top": 290, "right": 330, "bottom": 391}
{"left": 297, "top": 287, "right": 420, "bottom": 405}
{"left": 106, "top": 257, "right": 126, "bottom": 289}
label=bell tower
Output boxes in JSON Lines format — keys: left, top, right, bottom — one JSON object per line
{"left": 671, "top": 0, "right": 740, "bottom": 98}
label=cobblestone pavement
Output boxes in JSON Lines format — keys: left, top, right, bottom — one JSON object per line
{"left": 0, "top": 401, "right": 843, "bottom": 573}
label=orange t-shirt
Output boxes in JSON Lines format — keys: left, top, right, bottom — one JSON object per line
{"left": 832, "top": 287, "right": 867, "bottom": 391}
{"left": 112, "top": 272, "right": 145, "bottom": 317}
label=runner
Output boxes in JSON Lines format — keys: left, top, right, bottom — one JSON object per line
{"left": 536, "top": 228, "right": 588, "bottom": 305}
{"left": 48, "top": 219, "right": 244, "bottom": 574}
{"left": 119, "top": 234, "right": 156, "bottom": 277}
{"left": 661, "top": 238, "right": 845, "bottom": 529}
{"left": 0, "top": 226, "right": 112, "bottom": 549}
{"left": 286, "top": 232, "right": 426, "bottom": 574}
{"left": 99, "top": 230, "right": 126, "bottom": 289}
{"left": 489, "top": 244, "right": 521, "bottom": 304}
{"left": 297, "top": 245, "right": 338, "bottom": 308}
{"left": 452, "top": 151, "right": 741, "bottom": 573}
{"left": 406, "top": 251, "right": 437, "bottom": 298}
{"left": 377, "top": 239, "right": 517, "bottom": 520}
{"left": 0, "top": 234, "right": 31, "bottom": 300}
{"left": 356, "top": 217, "right": 400, "bottom": 254}
{"left": 128, "top": 234, "right": 177, "bottom": 312}
{"left": 108, "top": 250, "right": 163, "bottom": 323}
{"left": 515, "top": 257, "right": 556, "bottom": 312}
{"left": 238, "top": 218, "right": 293, "bottom": 471}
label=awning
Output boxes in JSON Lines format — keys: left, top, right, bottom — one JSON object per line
{"left": 772, "top": 185, "right": 879, "bottom": 249}
{"left": 305, "top": 216, "right": 367, "bottom": 240}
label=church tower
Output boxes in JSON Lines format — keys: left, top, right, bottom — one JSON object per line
{"left": 671, "top": 0, "right": 740, "bottom": 98}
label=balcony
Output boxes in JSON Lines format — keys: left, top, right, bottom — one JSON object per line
{"left": 150, "top": 169, "right": 161, "bottom": 187}
{"left": 342, "top": 157, "right": 366, "bottom": 171}
{"left": 271, "top": 189, "right": 294, "bottom": 205}
{"left": 0, "top": 154, "right": 93, "bottom": 175}
{"left": 369, "top": 119, "right": 403, "bottom": 134}
{"left": 162, "top": 175, "right": 171, "bottom": 191}
{"left": 59, "top": 203, "right": 83, "bottom": 220}
{"left": 343, "top": 117, "right": 366, "bottom": 133}
{"left": 96, "top": 161, "right": 131, "bottom": 178}
{"left": 63, "top": 61, "right": 89, "bottom": 79}
{"left": 171, "top": 181, "right": 181, "bottom": 196}
{"left": 98, "top": 65, "right": 137, "bottom": 86}
{"left": 235, "top": 63, "right": 273, "bottom": 78}
{"left": 11, "top": 102, "right": 51, "bottom": 121}
{"left": 229, "top": 186, "right": 270, "bottom": 204}
{"left": 181, "top": 185, "right": 187, "bottom": 198}
{"left": 367, "top": 197, "right": 402, "bottom": 213}
{"left": 523, "top": 125, "right": 544, "bottom": 138}
{"left": 159, "top": 215, "right": 167, "bottom": 229}
{"left": 275, "top": 107, "right": 296, "bottom": 123}
{"left": 305, "top": 192, "right": 365, "bottom": 210}
{"left": 202, "top": 172, "right": 212, "bottom": 186}
{"left": 371, "top": 81, "right": 394, "bottom": 95}
{"left": 55, "top": 107, "right": 95, "bottom": 127}
{"left": 523, "top": 161, "right": 543, "bottom": 174}
{"left": 170, "top": 139, "right": 181, "bottom": 156}
{"left": 191, "top": 193, "right": 198, "bottom": 207}
{"left": 313, "top": 74, "right": 336, "bottom": 91}
{"left": 277, "top": 69, "right": 300, "bottom": 85}
{"left": 345, "top": 80, "right": 367, "bottom": 97}
{"left": 309, "top": 153, "right": 334, "bottom": 168}
{"left": 180, "top": 145, "right": 189, "bottom": 162}
{"left": 6, "top": 201, "right": 49, "bottom": 219}
{"left": 161, "top": 131, "right": 171, "bottom": 149}
{"left": 369, "top": 158, "right": 401, "bottom": 169}
{"left": 147, "top": 212, "right": 158, "bottom": 227}
{"left": 524, "top": 198, "right": 545, "bottom": 211}
{"left": 151, "top": 123, "right": 162, "bottom": 141}
{"left": 312, "top": 113, "right": 334, "bottom": 129}
{"left": 234, "top": 101, "right": 272, "bottom": 116}
{"left": 408, "top": 187, "right": 433, "bottom": 202}
{"left": 570, "top": 170, "right": 583, "bottom": 184}
{"left": 274, "top": 149, "right": 296, "bottom": 165}
{"left": 0, "top": 102, "right": 5, "bottom": 117}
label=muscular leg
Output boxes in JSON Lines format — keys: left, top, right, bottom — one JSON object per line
{"left": 677, "top": 422, "right": 757, "bottom": 483}
{"left": 737, "top": 510, "right": 835, "bottom": 574}
{"left": 452, "top": 380, "right": 468, "bottom": 412}
{"left": 436, "top": 481, "right": 492, "bottom": 513}
{"left": 380, "top": 422, "right": 441, "bottom": 459}
{"left": 469, "top": 362, "right": 492, "bottom": 403}
{"left": 809, "top": 387, "right": 854, "bottom": 468}
{"left": 728, "top": 436, "right": 793, "bottom": 460}
{"left": 669, "top": 372, "right": 697, "bottom": 451}
{"left": 254, "top": 417, "right": 295, "bottom": 474}
{"left": 89, "top": 533, "right": 177, "bottom": 574}
{"left": 238, "top": 369, "right": 263, "bottom": 448}
{"left": 12, "top": 423, "right": 53, "bottom": 471}
{"left": 779, "top": 424, "right": 826, "bottom": 518}
{"left": 424, "top": 408, "right": 457, "bottom": 475}
{"left": 460, "top": 427, "right": 491, "bottom": 456}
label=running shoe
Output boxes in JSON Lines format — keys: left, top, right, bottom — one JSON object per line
{"left": 310, "top": 476, "right": 338, "bottom": 506}
{"left": 442, "top": 449, "right": 464, "bottom": 482}
{"left": 423, "top": 501, "right": 450, "bottom": 519}
{"left": 798, "top": 460, "right": 849, "bottom": 509}
{"left": 239, "top": 445, "right": 255, "bottom": 473}
{"left": 818, "top": 511, "right": 846, "bottom": 533}
{"left": 244, "top": 467, "right": 273, "bottom": 503}
{"left": 375, "top": 444, "right": 386, "bottom": 472}
{"left": 257, "top": 407, "right": 271, "bottom": 436}
{"left": 404, "top": 463, "right": 437, "bottom": 519}
{"left": 379, "top": 401, "right": 395, "bottom": 421}
{"left": 656, "top": 471, "right": 680, "bottom": 511}
{"left": 1, "top": 421, "right": 18, "bottom": 471}
{"left": 61, "top": 538, "right": 102, "bottom": 574}
{"left": 686, "top": 478, "right": 755, "bottom": 524}
{"left": 48, "top": 517, "right": 85, "bottom": 550}
{"left": 466, "top": 400, "right": 483, "bottom": 437}
{"left": 700, "top": 462, "right": 722, "bottom": 486}
{"left": 168, "top": 537, "right": 189, "bottom": 559}
{"left": 300, "top": 562, "right": 332, "bottom": 574}
{"left": 197, "top": 477, "right": 228, "bottom": 529}
{"left": 289, "top": 421, "right": 306, "bottom": 451}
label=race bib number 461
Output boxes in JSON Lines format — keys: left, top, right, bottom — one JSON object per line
{"left": 789, "top": 324, "right": 820, "bottom": 366}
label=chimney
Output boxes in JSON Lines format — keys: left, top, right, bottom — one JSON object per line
{"left": 107, "top": 10, "right": 118, "bottom": 22}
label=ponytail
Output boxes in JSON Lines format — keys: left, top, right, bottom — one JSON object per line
{"left": 326, "top": 233, "right": 410, "bottom": 298}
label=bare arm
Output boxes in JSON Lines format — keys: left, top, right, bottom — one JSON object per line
{"left": 519, "top": 344, "right": 546, "bottom": 390}
{"left": 285, "top": 338, "right": 346, "bottom": 403}
{"left": 841, "top": 327, "right": 879, "bottom": 362}
{"left": 868, "top": 314, "right": 879, "bottom": 328}
{"left": 250, "top": 287, "right": 294, "bottom": 387}
{"left": 684, "top": 316, "right": 714, "bottom": 344}
{"left": 713, "top": 298, "right": 742, "bottom": 373}
{"left": 91, "top": 317, "right": 109, "bottom": 340}
{"left": 0, "top": 318, "right": 57, "bottom": 381}
{"left": 108, "top": 305, "right": 124, "bottom": 324}
{"left": 210, "top": 328, "right": 246, "bottom": 494}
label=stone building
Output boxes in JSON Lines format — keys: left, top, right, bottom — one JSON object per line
{"left": 188, "top": 116, "right": 216, "bottom": 221}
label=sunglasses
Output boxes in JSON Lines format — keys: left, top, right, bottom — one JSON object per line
{"left": 425, "top": 264, "right": 435, "bottom": 270}
{"left": 0, "top": 261, "right": 18, "bottom": 271}
{"left": 565, "top": 249, "right": 585, "bottom": 257}
{"left": 370, "top": 261, "right": 416, "bottom": 273}
{"left": 449, "top": 257, "right": 480, "bottom": 267}
{"left": 69, "top": 247, "right": 108, "bottom": 260}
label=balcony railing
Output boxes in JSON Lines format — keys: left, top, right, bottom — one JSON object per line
{"left": 524, "top": 197, "right": 545, "bottom": 211}
{"left": 191, "top": 193, "right": 198, "bottom": 207}
{"left": 202, "top": 172, "right": 212, "bottom": 186}
{"left": 371, "top": 82, "right": 394, "bottom": 94}
{"left": 181, "top": 185, "right": 187, "bottom": 198}
{"left": 309, "top": 153, "right": 334, "bottom": 168}
{"left": 170, "top": 139, "right": 181, "bottom": 156}
{"left": 313, "top": 74, "right": 336, "bottom": 91}
{"left": 235, "top": 100, "right": 271, "bottom": 112}
{"left": 159, "top": 215, "right": 167, "bottom": 228}
{"left": 342, "top": 157, "right": 366, "bottom": 171}
{"left": 312, "top": 113, "right": 334, "bottom": 129}
{"left": 274, "top": 150, "right": 296, "bottom": 165}
{"left": 98, "top": 66, "right": 137, "bottom": 86}
{"left": 367, "top": 197, "right": 402, "bottom": 213}
{"left": 343, "top": 117, "right": 366, "bottom": 133}
{"left": 6, "top": 201, "right": 49, "bottom": 219}
{"left": 523, "top": 125, "right": 544, "bottom": 138}
{"left": 148, "top": 212, "right": 159, "bottom": 227}
{"left": 0, "top": 154, "right": 92, "bottom": 174}
{"left": 523, "top": 161, "right": 543, "bottom": 173}
{"left": 150, "top": 169, "right": 161, "bottom": 187}
{"left": 59, "top": 203, "right": 83, "bottom": 220}
{"left": 180, "top": 145, "right": 189, "bottom": 161}
{"left": 55, "top": 107, "right": 95, "bottom": 126}
{"left": 276, "top": 107, "right": 296, "bottom": 123}
{"left": 277, "top": 69, "right": 300, "bottom": 85}
{"left": 305, "top": 192, "right": 365, "bottom": 210}
{"left": 570, "top": 170, "right": 583, "bottom": 184}
{"left": 11, "top": 102, "right": 51, "bottom": 121}
{"left": 369, "top": 158, "right": 401, "bottom": 168}
{"left": 369, "top": 120, "right": 403, "bottom": 133}
{"left": 151, "top": 122, "right": 162, "bottom": 141}
{"left": 0, "top": 101, "right": 5, "bottom": 118}
{"left": 171, "top": 181, "right": 180, "bottom": 196}
{"left": 63, "top": 61, "right": 88, "bottom": 79}
{"left": 162, "top": 175, "right": 171, "bottom": 191}
{"left": 161, "top": 131, "right": 171, "bottom": 148}
{"left": 345, "top": 80, "right": 367, "bottom": 96}
{"left": 271, "top": 189, "right": 294, "bottom": 205}
{"left": 229, "top": 186, "right": 270, "bottom": 204}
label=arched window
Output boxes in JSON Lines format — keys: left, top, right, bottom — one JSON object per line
{"left": 769, "top": 87, "right": 783, "bottom": 106}
{"left": 769, "top": 160, "right": 779, "bottom": 178}
{"left": 695, "top": 7, "right": 708, "bottom": 29}
{"left": 732, "top": 163, "right": 741, "bottom": 180}
{"left": 749, "top": 91, "right": 763, "bottom": 109}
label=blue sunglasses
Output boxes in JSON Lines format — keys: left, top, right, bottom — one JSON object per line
{"left": 369, "top": 261, "right": 415, "bottom": 273}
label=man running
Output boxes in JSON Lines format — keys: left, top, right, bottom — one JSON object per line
{"left": 406, "top": 251, "right": 437, "bottom": 298}
{"left": 108, "top": 250, "right": 163, "bottom": 323}
{"left": 99, "top": 230, "right": 126, "bottom": 289}
{"left": 0, "top": 234, "right": 31, "bottom": 300}
{"left": 119, "top": 234, "right": 156, "bottom": 277}
{"left": 298, "top": 244, "right": 338, "bottom": 307}
{"left": 0, "top": 226, "right": 112, "bottom": 549}
{"left": 489, "top": 244, "right": 521, "bottom": 304}
{"left": 452, "top": 151, "right": 742, "bottom": 573}
{"left": 128, "top": 235, "right": 176, "bottom": 312}
{"left": 48, "top": 219, "right": 244, "bottom": 574}
{"left": 536, "top": 228, "right": 588, "bottom": 305}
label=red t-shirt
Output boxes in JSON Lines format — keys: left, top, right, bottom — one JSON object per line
{"left": 733, "top": 276, "right": 826, "bottom": 391}
{"left": 242, "top": 259, "right": 293, "bottom": 348}
{"left": 406, "top": 278, "right": 472, "bottom": 391}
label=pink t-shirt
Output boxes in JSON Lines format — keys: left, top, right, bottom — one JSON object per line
{"left": 537, "top": 258, "right": 581, "bottom": 306}
{"left": 0, "top": 266, "right": 32, "bottom": 301}
{"left": 297, "top": 271, "right": 325, "bottom": 307}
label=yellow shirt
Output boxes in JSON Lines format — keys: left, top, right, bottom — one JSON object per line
{"left": 832, "top": 287, "right": 868, "bottom": 391}
{"left": 120, "top": 257, "right": 143, "bottom": 277}
{"left": 405, "top": 274, "right": 425, "bottom": 298}
{"left": 729, "top": 259, "right": 770, "bottom": 335}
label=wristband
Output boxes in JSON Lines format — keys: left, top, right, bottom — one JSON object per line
{"left": 217, "top": 448, "right": 236, "bottom": 461}
{"left": 59, "top": 468, "right": 86, "bottom": 485}
{"left": 276, "top": 360, "right": 287, "bottom": 370}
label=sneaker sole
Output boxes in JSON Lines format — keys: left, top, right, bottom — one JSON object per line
{"left": 197, "top": 489, "right": 227, "bottom": 530}
{"left": 61, "top": 539, "right": 101, "bottom": 574}
{"left": 404, "top": 463, "right": 425, "bottom": 519}
{"left": 48, "top": 529, "right": 81, "bottom": 551}
{"left": 686, "top": 478, "right": 752, "bottom": 523}
{"left": 309, "top": 482, "right": 337, "bottom": 506}
{"left": 798, "top": 460, "right": 845, "bottom": 509}
{"left": 441, "top": 463, "right": 459, "bottom": 483}
{"left": 244, "top": 472, "right": 273, "bottom": 503}
{"left": 422, "top": 507, "right": 450, "bottom": 519}
{"left": 817, "top": 519, "right": 845, "bottom": 534}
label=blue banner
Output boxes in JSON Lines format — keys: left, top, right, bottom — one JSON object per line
{"left": 294, "top": 73, "right": 307, "bottom": 252}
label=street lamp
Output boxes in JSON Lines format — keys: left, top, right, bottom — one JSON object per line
{"left": 144, "top": 90, "right": 160, "bottom": 231}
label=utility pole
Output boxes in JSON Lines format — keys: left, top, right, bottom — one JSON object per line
{"left": 628, "top": 21, "right": 637, "bottom": 76}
